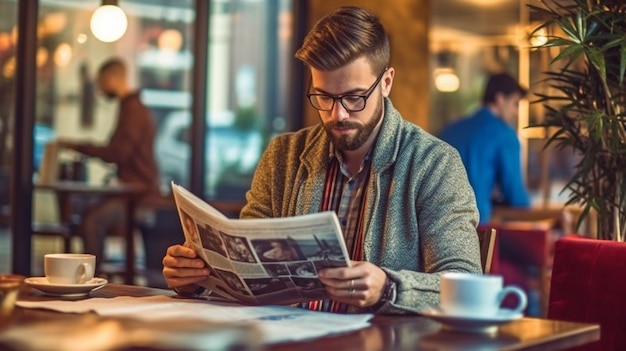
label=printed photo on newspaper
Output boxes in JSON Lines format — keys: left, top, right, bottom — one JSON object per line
{"left": 171, "top": 183, "right": 351, "bottom": 305}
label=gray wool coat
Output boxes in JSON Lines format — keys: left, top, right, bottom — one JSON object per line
{"left": 240, "top": 98, "right": 482, "bottom": 314}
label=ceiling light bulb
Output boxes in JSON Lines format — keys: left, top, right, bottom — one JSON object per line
{"left": 530, "top": 27, "right": 548, "bottom": 47}
{"left": 90, "top": 4, "right": 127, "bottom": 43}
{"left": 53, "top": 43, "right": 73, "bottom": 67}
{"left": 434, "top": 68, "right": 460, "bottom": 93}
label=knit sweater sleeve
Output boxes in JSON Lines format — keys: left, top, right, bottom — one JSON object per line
{"left": 239, "top": 136, "right": 282, "bottom": 219}
{"left": 380, "top": 146, "right": 482, "bottom": 314}
{"left": 362, "top": 119, "right": 482, "bottom": 315}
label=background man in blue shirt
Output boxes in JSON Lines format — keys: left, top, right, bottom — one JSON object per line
{"left": 439, "top": 73, "right": 531, "bottom": 224}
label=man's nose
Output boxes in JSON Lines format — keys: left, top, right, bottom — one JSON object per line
{"left": 329, "top": 99, "right": 350, "bottom": 121}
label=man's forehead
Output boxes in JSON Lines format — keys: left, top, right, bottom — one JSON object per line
{"left": 310, "top": 62, "right": 376, "bottom": 87}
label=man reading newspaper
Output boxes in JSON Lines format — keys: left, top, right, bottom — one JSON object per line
{"left": 168, "top": 184, "right": 354, "bottom": 306}
{"left": 163, "top": 6, "right": 481, "bottom": 314}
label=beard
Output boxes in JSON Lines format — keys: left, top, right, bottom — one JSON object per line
{"left": 323, "top": 96, "right": 384, "bottom": 151}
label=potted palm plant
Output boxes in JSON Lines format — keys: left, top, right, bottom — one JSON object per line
{"left": 529, "top": 0, "right": 626, "bottom": 241}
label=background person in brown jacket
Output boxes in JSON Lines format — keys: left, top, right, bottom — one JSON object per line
{"left": 59, "top": 57, "right": 160, "bottom": 267}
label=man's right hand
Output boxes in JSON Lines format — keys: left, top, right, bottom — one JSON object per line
{"left": 162, "top": 244, "right": 210, "bottom": 289}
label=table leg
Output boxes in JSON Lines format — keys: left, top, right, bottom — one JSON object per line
{"left": 124, "top": 197, "right": 136, "bottom": 285}
{"left": 56, "top": 192, "right": 72, "bottom": 253}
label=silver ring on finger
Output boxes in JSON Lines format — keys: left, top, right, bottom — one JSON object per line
{"left": 350, "top": 279, "right": 354, "bottom": 288}
{"left": 349, "top": 288, "right": 355, "bottom": 298}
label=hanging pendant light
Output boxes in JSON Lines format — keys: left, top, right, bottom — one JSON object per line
{"left": 433, "top": 50, "right": 460, "bottom": 93}
{"left": 90, "top": 0, "right": 128, "bottom": 43}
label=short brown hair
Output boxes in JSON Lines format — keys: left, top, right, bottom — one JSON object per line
{"left": 294, "top": 6, "right": 389, "bottom": 74}
{"left": 482, "top": 73, "right": 527, "bottom": 104}
{"left": 98, "top": 57, "right": 127, "bottom": 78}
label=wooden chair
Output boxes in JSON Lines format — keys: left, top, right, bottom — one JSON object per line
{"left": 477, "top": 227, "right": 497, "bottom": 274}
{"left": 31, "top": 222, "right": 74, "bottom": 253}
{"left": 31, "top": 187, "right": 83, "bottom": 253}
{"left": 478, "top": 223, "right": 553, "bottom": 316}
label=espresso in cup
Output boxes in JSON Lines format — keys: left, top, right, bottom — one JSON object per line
{"left": 44, "top": 253, "right": 95, "bottom": 285}
{"left": 440, "top": 272, "right": 527, "bottom": 318}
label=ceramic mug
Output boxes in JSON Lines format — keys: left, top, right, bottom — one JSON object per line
{"left": 440, "top": 272, "right": 527, "bottom": 318}
{"left": 44, "top": 253, "right": 95, "bottom": 285}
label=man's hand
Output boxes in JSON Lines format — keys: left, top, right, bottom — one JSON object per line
{"left": 162, "top": 244, "right": 210, "bottom": 289}
{"left": 318, "top": 261, "right": 388, "bottom": 308}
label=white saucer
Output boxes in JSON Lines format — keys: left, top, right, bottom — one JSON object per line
{"left": 25, "top": 277, "right": 108, "bottom": 297}
{"left": 418, "top": 305, "right": 523, "bottom": 333}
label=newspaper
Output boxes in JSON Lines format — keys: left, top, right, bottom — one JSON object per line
{"left": 16, "top": 296, "right": 374, "bottom": 344}
{"left": 171, "top": 183, "right": 351, "bottom": 305}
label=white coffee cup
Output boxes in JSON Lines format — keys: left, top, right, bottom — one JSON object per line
{"left": 44, "top": 253, "right": 95, "bottom": 285}
{"left": 440, "top": 272, "right": 527, "bottom": 318}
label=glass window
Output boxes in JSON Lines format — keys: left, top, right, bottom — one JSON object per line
{"left": 0, "top": 0, "right": 16, "bottom": 174}
{"left": 9, "top": 0, "right": 296, "bottom": 208}
{"left": 0, "top": 0, "right": 17, "bottom": 271}
{"left": 30, "top": 0, "right": 194, "bottom": 196}
{"left": 22, "top": 0, "right": 195, "bottom": 231}
{"left": 203, "top": 0, "right": 294, "bottom": 200}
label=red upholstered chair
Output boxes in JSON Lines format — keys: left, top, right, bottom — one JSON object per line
{"left": 548, "top": 234, "right": 626, "bottom": 351}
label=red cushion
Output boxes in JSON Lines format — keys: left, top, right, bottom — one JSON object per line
{"left": 548, "top": 234, "right": 626, "bottom": 351}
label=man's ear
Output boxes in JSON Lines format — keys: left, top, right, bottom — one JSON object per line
{"left": 489, "top": 92, "right": 509, "bottom": 118}
{"left": 381, "top": 67, "right": 395, "bottom": 97}
{"left": 493, "top": 92, "right": 507, "bottom": 105}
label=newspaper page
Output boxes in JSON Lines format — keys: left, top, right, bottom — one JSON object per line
{"left": 171, "top": 183, "right": 351, "bottom": 305}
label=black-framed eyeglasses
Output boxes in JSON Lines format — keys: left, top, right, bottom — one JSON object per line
{"left": 307, "top": 67, "right": 388, "bottom": 112}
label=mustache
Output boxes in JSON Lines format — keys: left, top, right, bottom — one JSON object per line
{"left": 325, "top": 120, "right": 362, "bottom": 129}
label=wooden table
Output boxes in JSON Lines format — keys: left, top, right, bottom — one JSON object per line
{"left": 492, "top": 204, "right": 598, "bottom": 238}
{"left": 2, "top": 284, "right": 600, "bottom": 351}
{"left": 34, "top": 182, "right": 143, "bottom": 284}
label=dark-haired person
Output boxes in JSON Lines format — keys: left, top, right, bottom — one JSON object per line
{"left": 59, "top": 58, "right": 160, "bottom": 266}
{"left": 439, "top": 73, "right": 531, "bottom": 224}
{"left": 162, "top": 6, "right": 481, "bottom": 314}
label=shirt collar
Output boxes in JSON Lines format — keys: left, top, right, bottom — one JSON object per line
{"left": 329, "top": 144, "right": 373, "bottom": 178}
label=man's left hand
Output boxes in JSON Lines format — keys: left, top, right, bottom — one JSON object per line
{"left": 318, "top": 261, "right": 387, "bottom": 308}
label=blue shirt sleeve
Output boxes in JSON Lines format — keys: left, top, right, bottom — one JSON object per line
{"left": 495, "top": 131, "right": 531, "bottom": 207}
